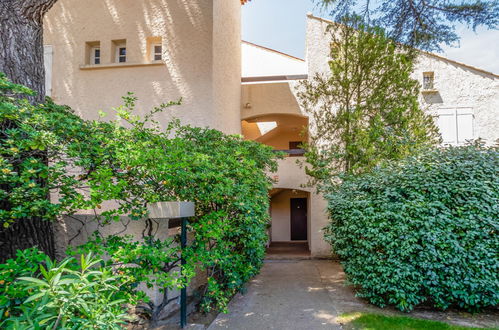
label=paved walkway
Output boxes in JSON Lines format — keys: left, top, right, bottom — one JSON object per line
{"left": 208, "top": 260, "right": 347, "bottom": 330}
{"left": 207, "top": 259, "right": 499, "bottom": 330}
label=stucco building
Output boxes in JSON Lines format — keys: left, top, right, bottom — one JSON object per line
{"left": 43, "top": 3, "right": 499, "bottom": 259}
{"left": 44, "top": 0, "right": 241, "bottom": 134}
{"left": 306, "top": 14, "right": 499, "bottom": 146}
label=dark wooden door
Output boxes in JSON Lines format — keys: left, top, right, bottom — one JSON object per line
{"left": 290, "top": 198, "right": 307, "bottom": 240}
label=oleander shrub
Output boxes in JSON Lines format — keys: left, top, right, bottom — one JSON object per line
{"left": 324, "top": 143, "right": 499, "bottom": 312}
{"left": 0, "top": 249, "right": 138, "bottom": 328}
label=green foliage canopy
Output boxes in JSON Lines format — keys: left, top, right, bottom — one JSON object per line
{"left": 318, "top": 0, "right": 499, "bottom": 51}
{"left": 324, "top": 143, "right": 499, "bottom": 312}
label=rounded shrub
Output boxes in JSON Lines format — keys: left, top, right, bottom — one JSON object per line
{"left": 324, "top": 143, "right": 498, "bottom": 312}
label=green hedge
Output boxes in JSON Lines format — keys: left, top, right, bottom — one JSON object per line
{"left": 324, "top": 144, "right": 499, "bottom": 312}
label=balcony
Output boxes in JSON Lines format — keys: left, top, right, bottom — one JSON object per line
{"left": 273, "top": 148, "right": 306, "bottom": 157}
{"left": 270, "top": 156, "right": 309, "bottom": 190}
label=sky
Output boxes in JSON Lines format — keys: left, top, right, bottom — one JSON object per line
{"left": 242, "top": 0, "right": 499, "bottom": 75}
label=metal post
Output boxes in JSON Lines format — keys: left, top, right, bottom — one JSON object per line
{"left": 180, "top": 217, "right": 188, "bottom": 328}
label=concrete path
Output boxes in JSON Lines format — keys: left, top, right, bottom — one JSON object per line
{"left": 208, "top": 260, "right": 345, "bottom": 330}
{"left": 207, "top": 259, "right": 499, "bottom": 330}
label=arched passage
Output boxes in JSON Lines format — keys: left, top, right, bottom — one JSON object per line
{"left": 241, "top": 113, "right": 308, "bottom": 154}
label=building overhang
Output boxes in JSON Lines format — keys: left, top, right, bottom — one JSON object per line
{"left": 241, "top": 74, "right": 308, "bottom": 85}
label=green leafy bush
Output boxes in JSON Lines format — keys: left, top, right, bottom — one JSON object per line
{"left": 0, "top": 73, "right": 113, "bottom": 227}
{"left": 70, "top": 234, "right": 186, "bottom": 321}
{"left": 0, "top": 248, "right": 46, "bottom": 321}
{"left": 73, "top": 102, "right": 278, "bottom": 313}
{"left": 1, "top": 74, "right": 278, "bottom": 318}
{"left": 324, "top": 143, "right": 499, "bottom": 312}
{"left": 0, "top": 249, "right": 138, "bottom": 328}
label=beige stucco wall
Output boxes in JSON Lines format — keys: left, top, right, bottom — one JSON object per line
{"left": 306, "top": 14, "right": 499, "bottom": 144}
{"left": 241, "top": 82, "right": 303, "bottom": 119}
{"left": 44, "top": 0, "right": 241, "bottom": 134}
{"left": 260, "top": 130, "right": 304, "bottom": 150}
{"left": 242, "top": 114, "right": 307, "bottom": 150}
{"left": 271, "top": 157, "right": 330, "bottom": 257}
{"left": 213, "top": 0, "right": 242, "bottom": 134}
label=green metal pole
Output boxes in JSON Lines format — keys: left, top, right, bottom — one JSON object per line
{"left": 180, "top": 217, "right": 187, "bottom": 328}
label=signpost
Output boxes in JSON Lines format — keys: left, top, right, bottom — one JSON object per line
{"left": 147, "top": 201, "right": 195, "bottom": 329}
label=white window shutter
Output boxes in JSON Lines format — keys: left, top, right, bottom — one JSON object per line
{"left": 456, "top": 108, "right": 474, "bottom": 143}
{"left": 43, "top": 45, "right": 53, "bottom": 97}
{"left": 437, "top": 108, "right": 456, "bottom": 144}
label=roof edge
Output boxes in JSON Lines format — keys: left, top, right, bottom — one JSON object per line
{"left": 242, "top": 40, "right": 305, "bottom": 62}
{"left": 306, "top": 14, "right": 499, "bottom": 79}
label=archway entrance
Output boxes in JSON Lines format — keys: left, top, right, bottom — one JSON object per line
{"left": 267, "top": 188, "right": 311, "bottom": 258}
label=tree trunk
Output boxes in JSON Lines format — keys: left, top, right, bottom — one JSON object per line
{"left": 0, "top": 217, "right": 55, "bottom": 263}
{"left": 0, "top": 0, "right": 58, "bottom": 104}
{"left": 0, "top": 0, "right": 59, "bottom": 262}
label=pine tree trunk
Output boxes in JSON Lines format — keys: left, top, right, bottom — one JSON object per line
{"left": 0, "top": 218, "right": 55, "bottom": 263}
{"left": 0, "top": 0, "right": 59, "bottom": 262}
{"left": 0, "top": 0, "right": 58, "bottom": 104}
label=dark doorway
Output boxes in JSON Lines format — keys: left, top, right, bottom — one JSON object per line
{"left": 290, "top": 198, "right": 307, "bottom": 240}
{"left": 288, "top": 141, "right": 305, "bottom": 157}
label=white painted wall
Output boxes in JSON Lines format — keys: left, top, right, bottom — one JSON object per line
{"left": 413, "top": 53, "right": 499, "bottom": 144}
{"left": 306, "top": 14, "right": 499, "bottom": 145}
{"left": 242, "top": 41, "right": 307, "bottom": 78}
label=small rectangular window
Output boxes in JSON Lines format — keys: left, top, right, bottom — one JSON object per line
{"left": 152, "top": 44, "right": 162, "bottom": 61}
{"left": 85, "top": 41, "right": 100, "bottom": 65}
{"left": 147, "top": 37, "right": 163, "bottom": 62}
{"left": 92, "top": 47, "right": 100, "bottom": 64}
{"left": 118, "top": 47, "right": 126, "bottom": 63}
{"left": 112, "top": 39, "right": 127, "bottom": 63}
{"left": 423, "top": 72, "right": 434, "bottom": 90}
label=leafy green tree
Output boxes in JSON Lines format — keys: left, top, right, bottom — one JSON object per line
{"left": 298, "top": 16, "right": 439, "bottom": 186}
{"left": 318, "top": 0, "right": 499, "bottom": 51}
